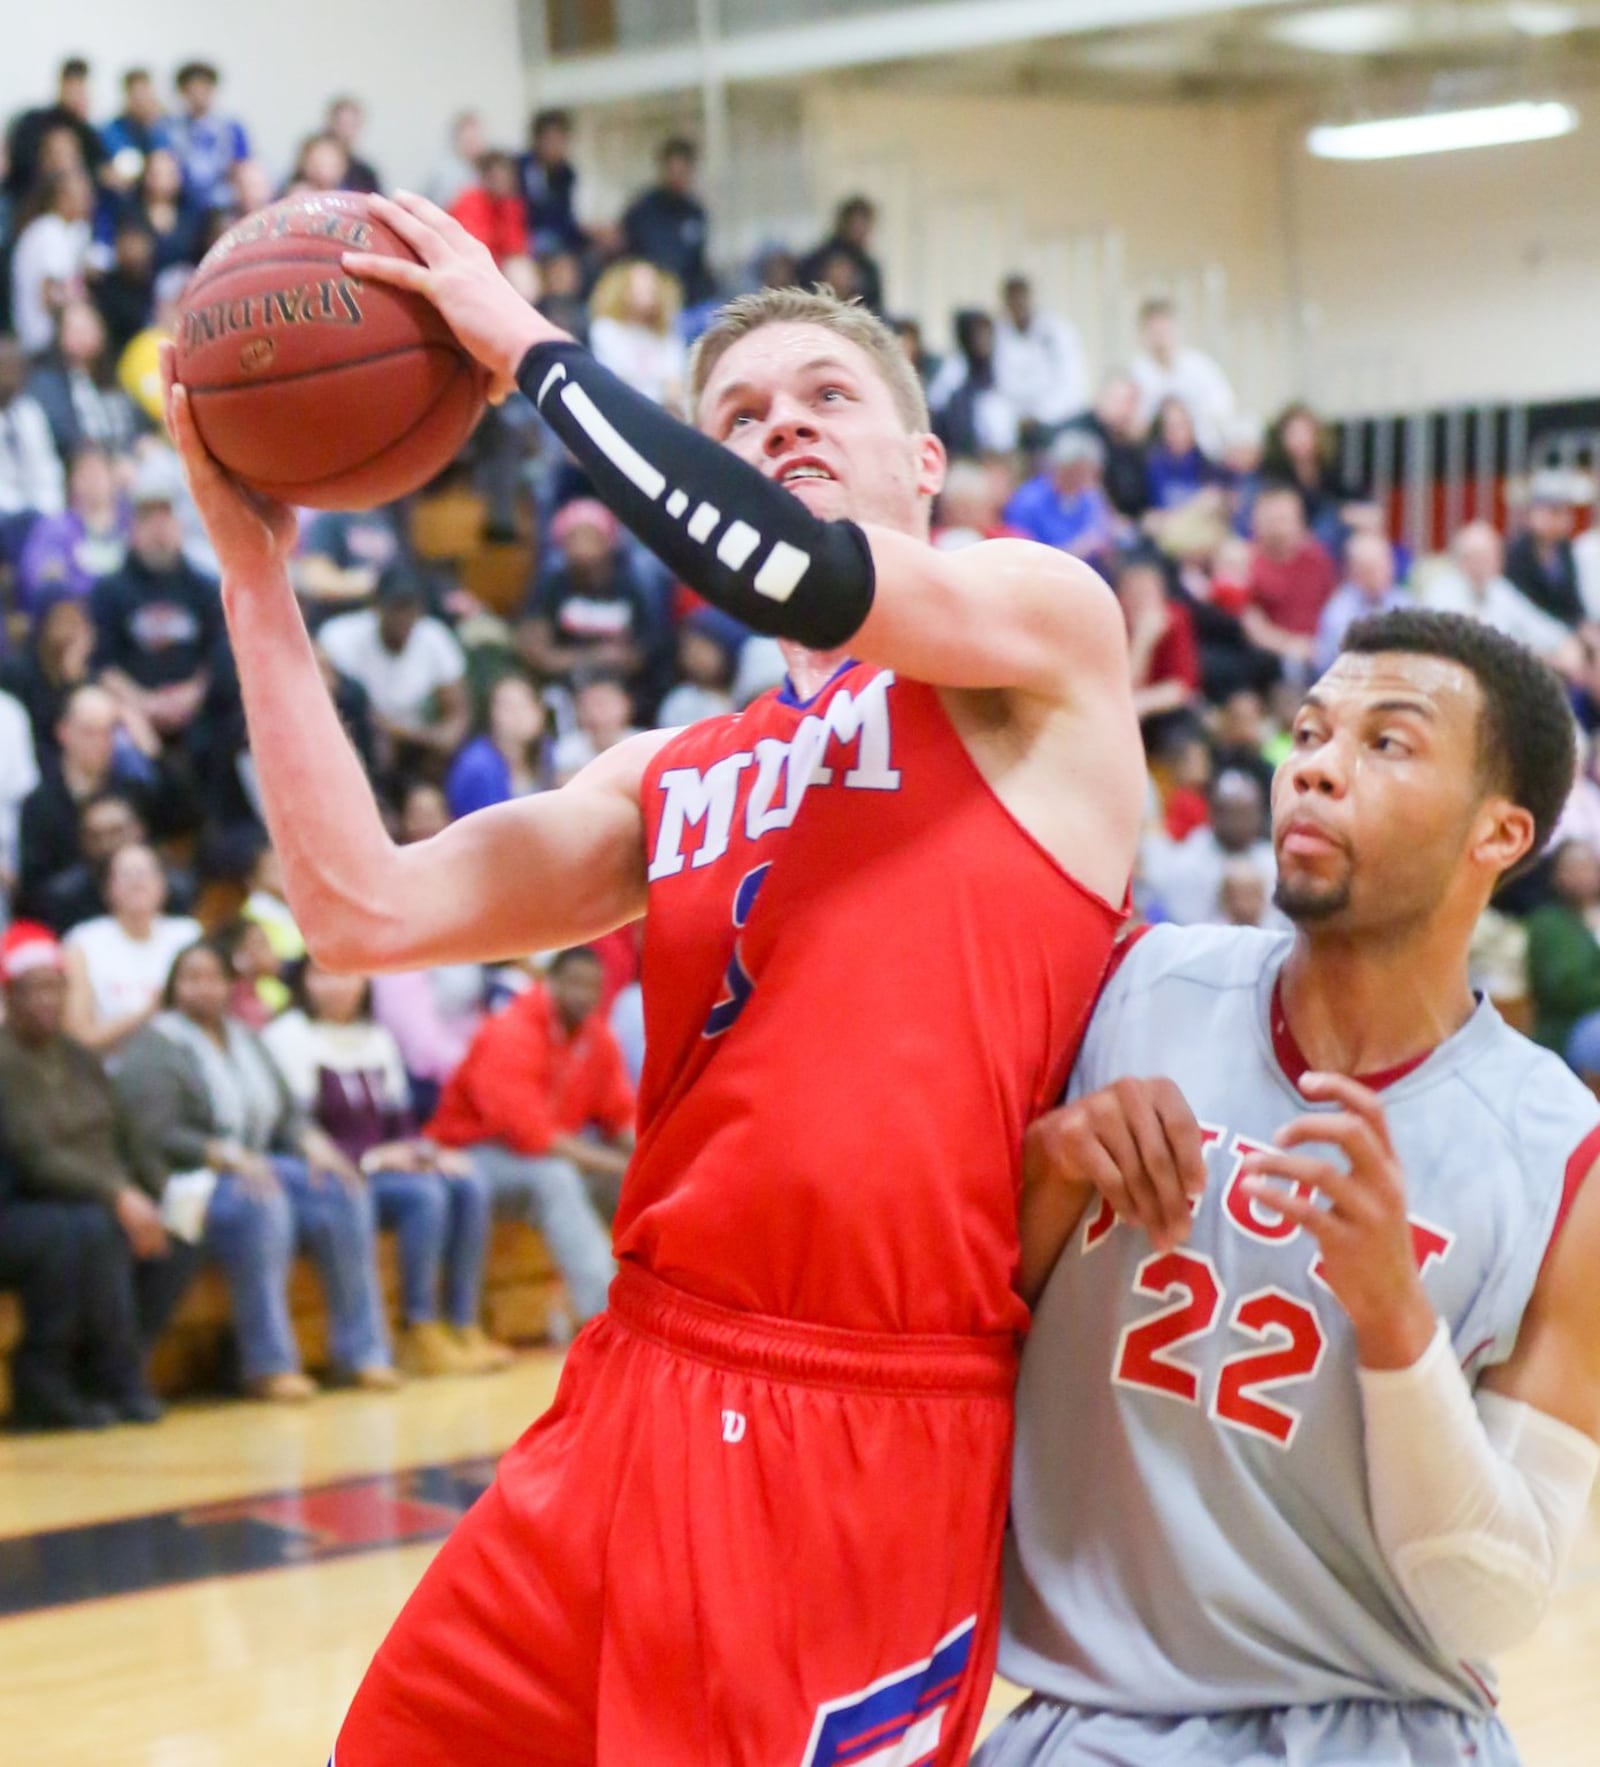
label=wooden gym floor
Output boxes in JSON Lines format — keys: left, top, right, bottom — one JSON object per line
{"left": 0, "top": 1355, "right": 1594, "bottom": 1765}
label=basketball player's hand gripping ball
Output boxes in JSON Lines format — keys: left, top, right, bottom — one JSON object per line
{"left": 1239, "top": 1073, "right": 1436, "bottom": 1367}
{"left": 162, "top": 340, "right": 298, "bottom": 581}
{"left": 343, "top": 192, "right": 553, "bottom": 405}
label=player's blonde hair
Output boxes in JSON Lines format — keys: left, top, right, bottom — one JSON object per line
{"left": 689, "top": 286, "right": 930, "bottom": 434}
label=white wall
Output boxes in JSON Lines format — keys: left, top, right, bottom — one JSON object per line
{"left": 1284, "top": 90, "right": 1600, "bottom": 417}
{"left": 798, "top": 86, "right": 1298, "bottom": 419}
{"left": 791, "top": 78, "right": 1600, "bottom": 420}
{"left": 2, "top": 2, "right": 526, "bottom": 194}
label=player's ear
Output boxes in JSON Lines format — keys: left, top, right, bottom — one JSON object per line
{"left": 1473, "top": 795, "right": 1534, "bottom": 879}
{"left": 915, "top": 430, "right": 947, "bottom": 502}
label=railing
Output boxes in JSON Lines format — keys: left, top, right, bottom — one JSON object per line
{"left": 1336, "top": 397, "right": 1600, "bottom": 555}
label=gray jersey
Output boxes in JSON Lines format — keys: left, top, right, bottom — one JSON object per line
{"left": 1002, "top": 925, "right": 1600, "bottom": 1719}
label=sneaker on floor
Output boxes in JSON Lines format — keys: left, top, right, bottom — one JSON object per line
{"left": 11, "top": 1393, "right": 117, "bottom": 1432}
{"left": 450, "top": 1324, "right": 516, "bottom": 1373}
{"left": 351, "top": 1364, "right": 403, "bottom": 1392}
{"left": 116, "top": 1392, "right": 165, "bottom": 1425}
{"left": 398, "top": 1321, "right": 472, "bottom": 1377}
{"left": 247, "top": 1372, "right": 318, "bottom": 1404}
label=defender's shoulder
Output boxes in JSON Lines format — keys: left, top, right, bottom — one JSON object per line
{"left": 1107, "top": 922, "right": 1288, "bottom": 1003}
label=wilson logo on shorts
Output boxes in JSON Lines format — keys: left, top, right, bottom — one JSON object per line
{"left": 799, "top": 1616, "right": 976, "bottom": 1767}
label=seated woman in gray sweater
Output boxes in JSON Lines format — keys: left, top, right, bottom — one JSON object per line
{"left": 116, "top": 939, "right": 398, "bottom": 1398}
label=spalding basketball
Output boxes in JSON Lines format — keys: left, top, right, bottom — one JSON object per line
{"left": 173, "top": 192, "right": 486, "bottom": 510}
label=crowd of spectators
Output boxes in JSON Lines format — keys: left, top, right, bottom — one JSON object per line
{"left": 3, "top": 54, "right": 1600, "bottom": 1428}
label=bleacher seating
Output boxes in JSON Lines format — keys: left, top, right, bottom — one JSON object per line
{"left": 0, "top": 1222, "right": 567, "bottom": 1419}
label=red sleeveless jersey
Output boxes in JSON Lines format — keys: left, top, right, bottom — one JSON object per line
{"left": 615, "top": 662, "right": 1124, "bottom": 1337}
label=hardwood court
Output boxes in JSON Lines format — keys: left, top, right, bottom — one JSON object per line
{"left": 0, "top": 1359, "right": 1595, "bottom": 1766}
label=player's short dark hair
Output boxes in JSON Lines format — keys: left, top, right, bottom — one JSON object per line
{"left": 659, "top": 135, "right": 698, "bottom": 164}
{"left": 549, "top": 946, "right": 602, "bottom": 975}
{"left": 61, "top": 58, "right": 89, "bottom": 82}
{"left": 176, "top": 61, "right": 220, "bottom": 89}
{"left": 123, "top": 67, "right": 152, "bottom": 90}
{"left": 532, "top": 107, "right": 571, "bottom": 137}
{"left": 1340, "top": 608, "right": 1576, "bottom": 871}
{"left": 1139, "top": 295, "right": 1174, "bottom": 325}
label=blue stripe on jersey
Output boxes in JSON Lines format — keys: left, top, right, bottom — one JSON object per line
{"left": 801, "top": 1618, "right": 977, "bottom": 1766}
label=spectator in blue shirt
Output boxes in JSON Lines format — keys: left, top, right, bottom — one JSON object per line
{"left": 1311, "top": 530, "right": 1410, "bottom": 674}
{"left": 167, "top": 63, "right": 250, "bottom": 213}
{"left": 1002, "top": 429, "right": 1125, "bottom": 570}
{"left": 1144, "top": 397, "right": 1222, "bottom": 511}
{"left": 100, "top": 70, "right": 172, "bottom": 184}
{"left": 16, "top": 444, "right": 128, "bottom": 614}
{"left": 447, "top": 674, "right": 552, "bottom": 819}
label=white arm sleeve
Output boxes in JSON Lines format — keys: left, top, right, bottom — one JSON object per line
{"left": 1359, "top": 1322, "right": 1599, "bottom": 1661}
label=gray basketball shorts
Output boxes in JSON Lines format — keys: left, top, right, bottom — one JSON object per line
{"left": 972, "top": 1693, "right": 1523, "bottom": 1766}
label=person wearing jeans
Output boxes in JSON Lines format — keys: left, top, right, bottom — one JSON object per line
{"left": 427, "top": 948, "right": 630, "bottom": 1326}
{"left": 264, "top": 957, "right": 510, "bottom": 1376}
{"left": 0, "top": 920, "right": 188, "bottom": 1425}
{"left": 115, "top": 940, "right": 397, "bottom": 1399}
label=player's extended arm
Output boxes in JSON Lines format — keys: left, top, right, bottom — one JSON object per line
{"left": 347, "top": 194, "right": 1129, "bottom": 703}
{"left": 163, "top": 348, "right": 662, "bottom": 974}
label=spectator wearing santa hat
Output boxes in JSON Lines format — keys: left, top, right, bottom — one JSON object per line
{"left": 0, "top": 922, "right": 172, "bottom": 1426}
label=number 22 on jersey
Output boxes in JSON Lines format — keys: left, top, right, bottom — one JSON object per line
{"left": 1088, "top": 1123, "right": 1452, "bottom": 1450}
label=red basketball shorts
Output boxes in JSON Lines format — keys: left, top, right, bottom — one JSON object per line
{"left": 333, "top": 1263, "right": 1017, "bottom": 1766}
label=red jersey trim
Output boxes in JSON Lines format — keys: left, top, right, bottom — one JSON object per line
{"left": 1538, "top": 1118, "right": 1600, "bottom": 1280}
{"left": 920, "top": 681, "right": 1131, "bottom": 927}
{"left": 1269, "top": 980, "right": 1434, "bottom": 1093}
{"left": 1101, "top": 924, "right": 1153, "bottom": 989}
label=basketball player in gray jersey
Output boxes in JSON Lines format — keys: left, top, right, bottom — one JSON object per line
{"left": 981, "top": 611, "right": 1600, "bottom": 1765}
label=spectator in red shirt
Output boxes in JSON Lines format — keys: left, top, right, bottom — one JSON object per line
{"left": 1241, "top": 482, "right": 1338, "bottom": 676}
{"left": 427, "top": 947, "right": 626, "bottom": 1321}
{"left": 1117, "top": 554, "right": 1201, "bottom": 736}
{"left": 448, "top": 152, "right": 530, "bottom": 266}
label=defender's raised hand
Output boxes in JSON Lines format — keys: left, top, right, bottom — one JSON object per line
{"left": 1240, "top": 1071, "right": 1437, "bottom": 1370}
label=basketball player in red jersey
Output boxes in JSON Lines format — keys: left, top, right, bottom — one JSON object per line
{"left": 162, "top": 192, "right": 1145, "bottom": 1765}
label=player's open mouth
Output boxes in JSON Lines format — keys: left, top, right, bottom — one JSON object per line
{"left": 776, "top": 457, "right": 836, "bottom": 487}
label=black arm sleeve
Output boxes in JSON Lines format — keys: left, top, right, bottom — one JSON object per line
{"left": 517, "top": 341, "right": 876, "bottom": 650}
